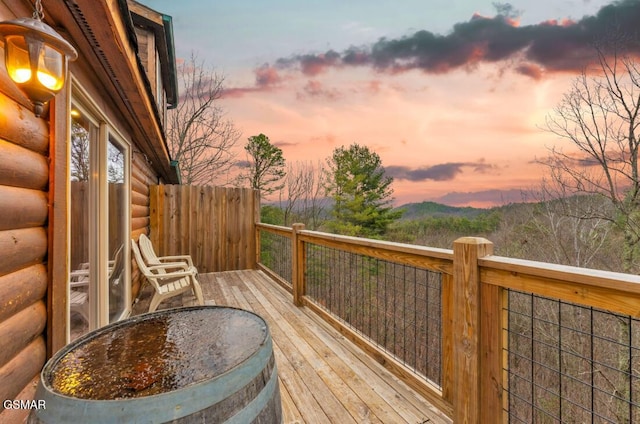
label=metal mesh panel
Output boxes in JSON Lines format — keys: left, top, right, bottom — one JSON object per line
{"left": 505, "top": 289, "right": 640, "bottom": 423}
{"left": 259, "top": 230, "right": 292, "bottom": 286}
{"left": 305, "top": 243, "right": 442, "bottom": 386}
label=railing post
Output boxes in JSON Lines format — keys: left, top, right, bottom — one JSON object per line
{"left": 291, "top": 223, "right": 306, "bottom": 306}
{"left": 252, "top": 189, "right": 261, "bottom": 269}
{"left": 452, "top": 237, "right": 495, "bottom": 424}
{"left": 255, "top": 224, "right": 261, "bottom": 269}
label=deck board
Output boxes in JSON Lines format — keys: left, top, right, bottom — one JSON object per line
{"left": 234, "top": 275, "right": 359, "bottom": 424}
{"left": 133, "top": 269, "right": 451, "bottom": 424}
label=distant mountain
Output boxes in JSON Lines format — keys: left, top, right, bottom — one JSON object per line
{"left": 430, "top": 189, "right": 525, "bottom": 208}
{"left": 395, "top": 201, "right": 486, "bottom": 220}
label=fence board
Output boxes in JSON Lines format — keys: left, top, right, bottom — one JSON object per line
{"left": 150, "top": 185, "right": 259, "bottom": 273}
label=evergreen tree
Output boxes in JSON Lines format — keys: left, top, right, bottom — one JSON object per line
{"left": 325, "top": 143, "right": 402, "bottom": 238}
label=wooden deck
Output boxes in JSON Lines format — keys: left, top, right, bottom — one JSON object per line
{"left": 133, "top": 269, "right": 450, "bottom": 424}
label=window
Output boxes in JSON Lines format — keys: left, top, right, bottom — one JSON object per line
{"left": 69, "top": 93, "right": 131, "bottom": 341}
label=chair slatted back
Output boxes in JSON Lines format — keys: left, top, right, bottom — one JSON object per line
{"left": 138, "top": 234, "right": 161, "bottom": 265}
{"left": 131, "top": 239, "right": 162, "bottom": 292}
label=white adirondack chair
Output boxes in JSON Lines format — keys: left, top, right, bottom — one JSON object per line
{"left": 131, "top": 238, "right": 204, "bottom": 312}
{"left": 138, "top": 233, "right": 198, "bottom": 275}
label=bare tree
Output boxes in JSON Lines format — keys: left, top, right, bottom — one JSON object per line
{"left": 278, "top": 160, "right": 328, "bottom": 228}
{"left": 544, "top": 41, "right": 640, "bottom": 272}
{"left": 70, "top": 121, "right": 90, "bottom": 182}
{"left": 279, "top": 161, "right": 306, "bottom": 226}
{"left": 166, "top": 53, "right": 240, "bottom": 185}
{"left": 524, "top": 177, "right": 617, "bottom": 270}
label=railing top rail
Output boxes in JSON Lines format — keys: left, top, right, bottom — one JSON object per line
{"left": 480, "top": 255, "right": 640, "bottom": 292}
{"left": 481, "top": 255, "right": 640, "bottom": 317}
{"left": 298, "top": 228, "right": 454, "bottom": 275}
{"left": 256, "top": 222, "right": 293, "bottom": 236}
{"left": 298, "top": 229, "right": 452, "bottom": 257}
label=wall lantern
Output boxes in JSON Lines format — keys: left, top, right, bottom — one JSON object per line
{"left": 0, "top": 0, "right": 77, "bottom": 117}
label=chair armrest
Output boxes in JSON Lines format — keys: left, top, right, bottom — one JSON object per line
{"left": 148, "top": 269, "right": 196, "bottom": 279}
{"left": 158, "top": 255, "right": 194, "bottom": 267}
{"left": 146, "top": 262, "right": 191, "bottom": 272}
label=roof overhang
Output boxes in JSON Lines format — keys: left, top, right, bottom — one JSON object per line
{"left": 127, "top": 0, "right": 178, "bottom": 109}
{"left": 44, "top": 0, "right": 179, "bottom": 183}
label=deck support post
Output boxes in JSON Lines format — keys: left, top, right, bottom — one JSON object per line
{"left": 291, "top": 223, "right": 306, "bottom": 306}
{"left": 452, "top": 237, "right": 501, "bottom": 423}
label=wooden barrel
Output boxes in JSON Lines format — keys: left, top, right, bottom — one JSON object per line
{"left": 29, "top": 306, "right": 282, "bottom": 423}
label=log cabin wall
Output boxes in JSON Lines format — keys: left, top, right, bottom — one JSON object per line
{"left": 0, "top": 95, "right": 49, "bottom": 423}
{"left": 131, "top": 153, "right": 158, "bottom": 299}
{"left": 0, "top": 3, "right": 50, "bottom": 419}
{"left": 0, "top": 1, "right": 178, "bottom": 421}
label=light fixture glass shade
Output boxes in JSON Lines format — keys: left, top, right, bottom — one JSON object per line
{"left": 0, "top": 17, "right": 77, "bottom": 116}
{"left": 5, "top": 34, "right": 31, "bottom": 83}
{"left": 39, "top": 44, "right": 64, "bottom": 90}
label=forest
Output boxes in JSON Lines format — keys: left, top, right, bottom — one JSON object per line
{"left": 388, "top": 196, "right": 624, "bottom": 273}
{"left": 263, "top": 194, "right": 626, "bottom": 273}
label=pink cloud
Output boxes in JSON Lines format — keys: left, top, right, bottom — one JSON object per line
{"left": 299, "top": 51, "right": 341, "bottom": 76}
{"left": 222, "top": 65, "right": 284, "bottom": 98}
{"left": 297, "top": 80, "right": 342, "bottom": 101}
{"left": 515, "top": 63, "right": 544, "bottom": 80}
{"left": 255, "top": 64, "right": 282, "bottom": 87}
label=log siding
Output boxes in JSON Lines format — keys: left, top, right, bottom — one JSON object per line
{"left": 0, "top": 1, "right": 178, "bottom": 422}
{"left": 131, "top": 154, "right": 158, "bottom": 299}
{"left": 0, "top": 74, "right": 50, "bottom": 421}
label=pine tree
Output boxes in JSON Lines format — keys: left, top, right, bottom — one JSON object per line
{"left": 325, "top": 143, "right": 402, "bottom": 238}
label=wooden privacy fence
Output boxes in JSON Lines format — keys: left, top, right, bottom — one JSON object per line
{"left": 256, "top": 222, "right": 640, "bottom": 423}
{"left": 149, "top": 185, "right": 259, "bottom": 273}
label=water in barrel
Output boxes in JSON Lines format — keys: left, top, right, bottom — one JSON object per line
{"left": 30, "top": 306, "right": 283, "bottom": 423}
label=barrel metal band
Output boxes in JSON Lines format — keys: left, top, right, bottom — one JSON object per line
{"left": 225, "top": 362, "right": 280, "bottom": 424}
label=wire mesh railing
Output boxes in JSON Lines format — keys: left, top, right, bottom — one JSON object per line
{"left": 304, "top": 243, "right": 443, "bottom": 387}
{"left": 505, "top": 289, "right": 640, "bottom": 423}
{"left": 258, "top": 228, "right": 292, "bottom": 288}
{"left": 255, "top": 223, "right": 640, "bottom": 422}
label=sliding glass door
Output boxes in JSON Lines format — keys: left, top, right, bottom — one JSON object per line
{"left": 68, "top": 93, "right": 131, "bottom": 341}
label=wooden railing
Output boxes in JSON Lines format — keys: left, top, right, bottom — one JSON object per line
{"left": 256, "top": 223, "right": 640, "bottom": 423}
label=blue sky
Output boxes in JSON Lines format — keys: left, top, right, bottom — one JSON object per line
{"left": 142, "top": 0, "right": 621, "bottom": 206}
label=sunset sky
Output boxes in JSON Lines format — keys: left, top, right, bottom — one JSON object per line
{"left": 142, "top": 0, "right": 636, "bottom": 207}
